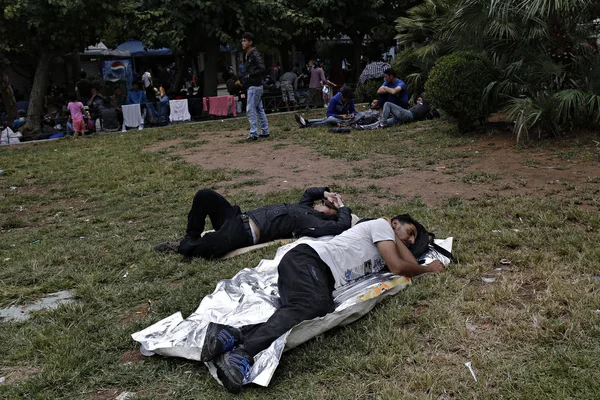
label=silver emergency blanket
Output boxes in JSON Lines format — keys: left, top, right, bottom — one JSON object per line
{"left": 132, "top": 236, "right": 453, "bottom": 387}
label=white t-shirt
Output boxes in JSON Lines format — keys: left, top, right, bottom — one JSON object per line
{"left": 142, "top": 71, "right": 152, "bottom": 88}
{"left": 306, "top": 218, "right": 395, "bottom": 288}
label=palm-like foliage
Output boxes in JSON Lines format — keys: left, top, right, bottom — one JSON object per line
{"left": 396, "top": 0, "right": 600, "bottom": 140}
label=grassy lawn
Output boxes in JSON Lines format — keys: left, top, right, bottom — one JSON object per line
{"left": 1, "top": 114, "right": 600, "bottom": 399}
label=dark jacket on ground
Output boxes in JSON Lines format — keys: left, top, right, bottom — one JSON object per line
{"left": 247, "top": 187, "right": 352, "bottom": 242}
{"left": 243, "top": 48, "right": 266, "bottom": 89}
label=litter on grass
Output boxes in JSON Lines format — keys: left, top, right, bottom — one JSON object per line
{"left": 0, "top": 290, "right": 76, "bottom": 322}
{"left": 465, "top": 362, "right": 478, "bottom": 382}
{"left": 481, "top": 277, "right": 497, "bottom": 283}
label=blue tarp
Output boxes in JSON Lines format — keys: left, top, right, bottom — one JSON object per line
{"left": 116, "top": 40, "right": 171, "bottom": 57}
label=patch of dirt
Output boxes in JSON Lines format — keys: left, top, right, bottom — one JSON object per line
{"left": 0, "top": 365, "right": 41, "bottom": 385}
{"left": 88, "top": 389, "right": 119, "bottom": 400}
{"left": 120, "top": 302, "right": 151, "bottom": 324}
{"left": 144, "top": 129, "right": 600, "bottom": 206}
{"left": 121, "top": 349, "right": 144, "bottom": 364}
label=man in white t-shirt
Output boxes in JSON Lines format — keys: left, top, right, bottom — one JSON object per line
{"left": 202, "top": 210, "right": 445, "bottom": 393}
{"left": 142, "top": 69, "right": 152, "bottom": 89}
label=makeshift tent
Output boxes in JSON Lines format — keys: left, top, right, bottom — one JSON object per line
{"left": 83, "top": 42, "right": 131, "bottom": 57}
{"left": 116, "top": 40, "right": 171, "bottom": 57}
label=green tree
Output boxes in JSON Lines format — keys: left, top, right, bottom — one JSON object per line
{"left": 0, "top": 0, "right": 119, "bottom": 138}
{"left": 134, "top": 0, "right": 312, "bottom": 96}
{"left": 312, "top": 0, "right": 419, "bottom": 82}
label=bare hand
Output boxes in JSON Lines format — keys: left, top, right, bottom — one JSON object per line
{"left": 331, "top": 193, "right": 344, "bottom": 208}
{"left": 426, "top": 260, "right": 445, "bottom": 273}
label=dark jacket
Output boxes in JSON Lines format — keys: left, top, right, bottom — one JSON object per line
{"left": 247, "top": 187, "right": 352, "bottom": 242}
{"left": 243, "top": 48, "right": 266, "bottom": 88}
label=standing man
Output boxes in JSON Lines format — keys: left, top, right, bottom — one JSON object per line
{"left": 241, "top": 32, "right": 269, "bottom": 141}
{"left": 142, "top": 68, "right": 153, "bottom": 90}
{"left": 308, "top": 59, "right": 335, "bottom": 108}
{"left": 377, "top": 68, "right": 408, "bottom": 110}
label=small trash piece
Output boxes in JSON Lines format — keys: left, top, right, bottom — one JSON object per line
{"left": 436, "top": 166, "right": 446, "bottom": 170}
{"left": 499, "top": 259, "right": 512, "bottom": 265}
{"left": 9, "top": 186, "right": 17, "bottom": 190}
{"left": 481, "top": 277, "right": 496, "bottom": 283}
{"left": 464, "top": 362, "right": 477, "bottom": 382}
{"left": 492, "top": 230, "right": 502, "bottom": 233}
{"left": 494, "top": 268, "right": 503, "bottom": 271}
{"left": 116, "top": 392, "right": 136, "bottom": 400}
{"left": 31, "top": 240, "right": 41, "bottom": 245}
{"left": 0, "top": 376, "right": 5, "bottom": 384}
{"left": 4, "top": 258, "right": 10, "bottom": 261}
{"left": 465, "top": 320, "right": 476, "bottom": 332}
{"left": 595, "top": 310, "right": 600, "bottom": 315}
{"left": 123, "top": 272, "right": 129, "bottom": 278}
{"left": 594, "top": 276, "right": 600, "bottom": 282}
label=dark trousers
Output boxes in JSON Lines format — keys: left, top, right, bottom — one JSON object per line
{"left": 242, "top": 244, "right": 335, "bottom": 357}
{"left": 378, "top": 93, "right": 408, "bottom": 110}
{"left": 178, "top": 190, "right": 253, "bottom": 258}
{"left": 309, "top": 88, "right": 324, "bottom": 108}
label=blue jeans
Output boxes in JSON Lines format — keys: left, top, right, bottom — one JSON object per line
{"left": 246, "top": 86, "right": 269, "bottom": 136}
{"left": 361, "top": 102, "right": 413, "bottom": 130}
{"left": 306, "top": 116, "right": 345, "bottom": 127}
{"left": 378, "top": 93, "right": 408, "bottom": 110}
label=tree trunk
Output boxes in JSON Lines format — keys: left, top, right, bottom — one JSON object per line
{"left": 21, "top": 51, "right": 52, "bottom": 139}
{"left": 203, "top": 41, "right": 219, "bottom": 97}
{"left": 0, "top": 67, "right": 19, "bottom": 122}
{"left": 350, "top": 33, "right": 364, "bottom": 84}
{"left": 173, "top": 53, "right": 190, "bottom": 94}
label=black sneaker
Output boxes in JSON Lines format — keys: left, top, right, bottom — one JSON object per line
{"left": 201, "top": 323, "right": 243, "bottom": 362}
{"left": 154, "top": 240, "right": 181, "bottom": 253}
{"left": 241, "top": 135, "right": 258, "bottom": 142}
{"left": 294, "top": 113, "right": 307, "bottom": 128}
{"left": 258, "top": 133, "right": 270, "bottom": 138}
{"left": 215, "top": 346, "right": 254, "bottom": 394}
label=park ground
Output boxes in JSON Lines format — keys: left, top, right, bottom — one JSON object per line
{"left": 1, "top": 108, "right": 600, "bottom": 399}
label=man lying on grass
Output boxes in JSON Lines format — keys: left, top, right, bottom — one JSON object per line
{"left": 201, "top": 214, "right": 445, "bottom": 393}
{"left": 354, "top": 95, "right": 438, "bottom": 130}
{"left": 155, "top": 187, "right": 351, "bottom": 259}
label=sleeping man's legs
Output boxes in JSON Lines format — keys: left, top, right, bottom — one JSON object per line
{"left": 202, "top": 244, "right": 335, "bottom": 393}
{"left": 155, "top": 189, "right": 253, "bottom": 258}
{"left": 360, "top": 102, "right": 414, "bottom": 130}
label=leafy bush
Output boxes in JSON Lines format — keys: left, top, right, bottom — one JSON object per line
{"left": 355, "top": 79, "right": 381, "bottom": 103}
{"left": 425, "top": 51, "right": 497, "bottom": 131}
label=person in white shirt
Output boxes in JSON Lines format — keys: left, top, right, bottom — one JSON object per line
{"left": 142, "top": 69, "right": 152, "bottom": 89}
{"left": 202, "top": 205, "right": 445, "bottom": 393}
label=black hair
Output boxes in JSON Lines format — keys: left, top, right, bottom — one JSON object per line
{"left": 242, "top": 32, "right": 255, "bottom": 43}
{"left": 80, "top": 71, "right": 87, "bottom": 79}
{"left": 383, "top": 68, "right": 397, "bottom": 77}
{"left": 340, "top": 86, "right": 354, "bottom": 99}
{"left": 68, "top": 92, "right": 77, "bottom": 102}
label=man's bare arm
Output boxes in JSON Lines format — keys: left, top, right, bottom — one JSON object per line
{"left": 376, "top": 240, "right": 444, "bottom": 276}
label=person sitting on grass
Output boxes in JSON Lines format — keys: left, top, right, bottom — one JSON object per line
{"left": 337, "top": 99, "right": 380, "bottom": 127}
{"left": 377, "top": 68, "right": 408, "bottom": 109}
{"left": 294, "top": 86, "right": 358, "bottom": 128}
{"left": 355, "top": 95, "right": 436, "bottom": 130}
{"left": 202, "top": 214, "right": 445, "bottom": 394}
{"left": 155, "top": 186, "right": 352, "bottom": 259}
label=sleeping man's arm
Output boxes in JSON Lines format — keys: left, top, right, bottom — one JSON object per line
{"left": 376, "top": 240, "right": 444, "bottom": 276}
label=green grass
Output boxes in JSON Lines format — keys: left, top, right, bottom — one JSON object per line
{"left": 1, "top": 116, "right": 600, "bottom": 399}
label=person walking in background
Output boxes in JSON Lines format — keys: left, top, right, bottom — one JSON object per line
{"left": 241, "top": 32, "right": 269, "bottom": 141}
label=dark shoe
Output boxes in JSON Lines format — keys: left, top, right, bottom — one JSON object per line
{"left": 241, "top": 135, "right": 258, "bottom": 142}
{"left": 258, "top": 133, "right": 270, "bottom": 138}
{"left": 201, "top": 323, "right": 243, "bottom": 362}
{"left": 215, "top": 346, "right": 254, "bottom": 394}
{"left": 294, "top": 113, "right": 307, "bottom": 128}
{"left": 154, "top": 240, "right": 181, "bottom": 253}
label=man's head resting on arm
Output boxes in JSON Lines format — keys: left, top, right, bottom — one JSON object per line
{"left": 391, "top": 214, "right": 430, "bottom": 258}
